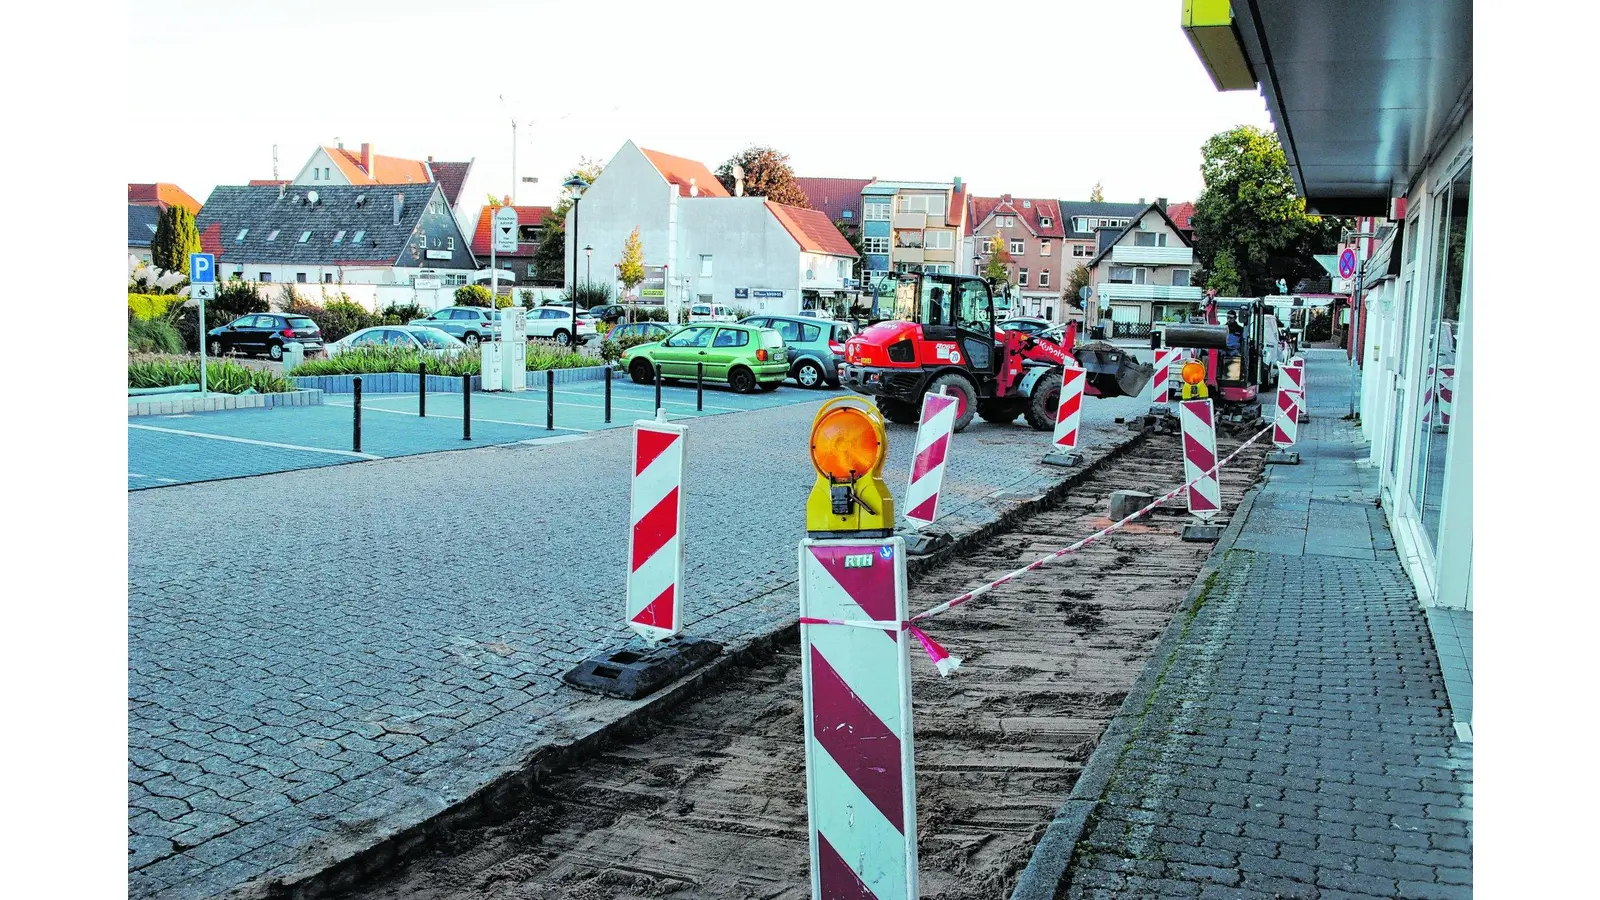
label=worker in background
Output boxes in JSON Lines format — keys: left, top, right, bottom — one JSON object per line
{"left": 1225, "top": 310, "right": 1244, "bottom": 355}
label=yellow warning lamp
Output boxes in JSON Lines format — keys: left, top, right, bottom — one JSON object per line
{"left": 1180, "top": 358, "right": 1209, "bottom": 400}
{"left": 806, "top": 397, "right": 895, "bottom": 536}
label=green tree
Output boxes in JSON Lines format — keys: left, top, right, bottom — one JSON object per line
{"left": 1191, "top": 125, "right": 1338, "bottom": 296}
{"left": 1089, "top": 181, "right": 1105, "bottom": 203}
{"left": 535, "top": 158, "right": 607, "bottom": 287}
{"left": 835, "top": 219, "right": 865, "bottom": 284}
{"left": 1065, "top": 264, "right": 1092, "bottom": 308}
{"left": 983, "top": 234, "right": 1013, "bottom": 286}
{"left": 455, "top": 284, "right": 493, "bottom": 307}
{"left": 1203, "top": 247, "right": 1243, "bottom": 296}
{"left": 151, "top": 205, "right": 200, "bottom": 275}
{"left": 618, "top": 227, "right": 645, "bottom": 297}
{"left": 714, "top": 146, "right": 810, "bottom": 207}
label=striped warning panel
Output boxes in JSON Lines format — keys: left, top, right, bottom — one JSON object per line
{"left": 627, "top": 418, "right": 688, "bottom": 642}
{"left": 799, "top": 538, "right": 917, "bottom": 900}
{"left": 1180, "top": 398, "right": 1221, "bottom": 521}
{"left": 1052, "top": 366, "right": 1087, "bottom": 451}
{"left": 1273, "top": 386, "right": 1299, "bottom": 447}
{"left": 904, "top": 390, "right": 957, "bottom": 528}
{"left": 1152, "top": 348, "right": 1182, "bottom": 404}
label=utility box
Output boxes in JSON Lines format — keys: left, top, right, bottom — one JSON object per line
{"left": 481, "top": 342, "right": 503, "bottom": 391}
{"left": 281, "top": 341, "right": 304, "bottom": 372}
{"left": 500, "top": 308, "right": 527, "bottom": 392}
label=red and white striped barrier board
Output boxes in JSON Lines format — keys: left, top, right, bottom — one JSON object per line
{"left": 1422, "top": 364, "right": 1454, "bottom": 426}
{"left": 799, "top": 538, "right": 918, "bottom": 899}
{"left": 1180, "top": 398, "right": 1221, "bottom": 520}
{"left": 1273, "top": 386, "right": 1299, "bottom": 447}
{"left": 1052, "top": 366, "right": 1087, "bottom": 452}
{"left": 627, "top": 418, "right": 688, "bottom": 642}
{"left": 904, "top": 389, "right": 958, "bottom": 528}
{"left": 1281, "top": 358, "right": 1305, "bottom": 398}
{"left": 1152, "top": 348, "right": 1182, "bottom": 405}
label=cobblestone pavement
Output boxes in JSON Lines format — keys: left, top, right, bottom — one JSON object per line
{"left": 1057, "top": 351, "right": 1473, "bottom": 899}
{"left": 129, "top": 375, "right": 1155, "bottom": 898}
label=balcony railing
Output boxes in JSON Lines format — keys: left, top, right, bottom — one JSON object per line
{"left": 1096, "top": 282, "right": 1204, "bottom": 301}
{"left": 893, "top": 211, "right": 927, "bottom": 229}
{"left": 1111, "top": 245, "right": 1194, "bottom": 266}
{"left": 894, "top": 246, "right": 925, "bottom": 263}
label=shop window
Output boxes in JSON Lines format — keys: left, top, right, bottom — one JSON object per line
{"left": 1410, "top": 160, "right": 1470, "bottom": 548}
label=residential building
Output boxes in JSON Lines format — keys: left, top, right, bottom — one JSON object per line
{"left": 195, "top": 182, "right": 478, "bottom": 287}
{"left": 128, "top": 183, "right": 202, "bottom": 215}
{"left": 967, "top": 195, "right": 1069, "bottom": 320}
{"left": 1185, "top": 0, "right": 1472, "bottom": 727}
{"left": 128, "top": 204, "right": 161, "bottom": 264}
{"left": 794, "top": 177, "right": 872, "bottom": 228}
{"left": 469, "top": 205, "right": 553, "bottom": 286}
{"left": 1166, "top": 201, "right": 1196, "bottom": 243}
{"left": 290, "top": 142, "right": 479, "bottom": 234}
{"left": 563, "top": 141, "right": 858, "bottom": 316}
{"left": 1083, "top": 201, "right": 1201, "bottom": 334}
{"left": 859, "top": 178, "right": 968, "bottom": 282}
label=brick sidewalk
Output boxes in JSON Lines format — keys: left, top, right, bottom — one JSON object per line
{"left": 1050, "top": 351, "right": 1473, "bottom": 899}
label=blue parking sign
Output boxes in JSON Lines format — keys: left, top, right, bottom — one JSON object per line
{"left": 190, "top": 253, "right": 215, "bottom": 284}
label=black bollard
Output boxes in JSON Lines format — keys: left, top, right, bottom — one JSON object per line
{"left": 604, "top": 366, "right": 613, "bottom": 424}
{"left": 352, "top": 376, "right": 363, "bottom": 452}
{"left": 546, "top": 369, "right": 555, "bottom": 431}
{"left": 462, "top": 373, "right": 472, "bottom": 440}
{"left": 654, "top": 362, "right": 663, "bottom": 414}
{"left": 418, "top": 361, "right": 427, "bottom": 417}
{"left": 697, "top": 362, "right": 704, "bottom": 411}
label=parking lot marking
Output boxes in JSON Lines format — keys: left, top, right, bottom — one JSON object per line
{"left": 560, "top": 386, "right": 744, "bottom": 413}
{"left": 128, "top": 423, "right": 383, "bottom": 459}
{"left": 128, "top": 472, "right": 179, "bottom": 483}
{"left": 324, "top": 401, "right": 593, "bottom": 433}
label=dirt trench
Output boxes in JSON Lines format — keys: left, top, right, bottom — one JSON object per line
{"left": 340, "top": 432, "right": 1268, "bottom": 900}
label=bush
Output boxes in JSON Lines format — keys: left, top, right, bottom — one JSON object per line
{"left": 128, "top": 313, "right": 184, "bottom": 354}
{"left": 518, "top": 289, "right": 535, "bottom": 309}
{"left": 1304, "top": 310, "right": 1332, "bottom": 342}
{"left": 559, "top": 282, "right": 615, "bottom": 307}
{"left": 286, "top": 344, "right": 601, "bottom": 378}
{"left": 128, "top": 354, "right": 295, "bottom": 394}
{"left": 212, "top": 280, "right": 270, "bottom": 319}
{"left": 288, "top": 298, "right": 375, "bottom": 343}
{"left": 599, "top": 331, "right": 659, "bottom": 363}
{"left": 455, "top": 284, "right": 493, "bottom": 307}
{"left": 377, "top": 302, "right": 428, "bottom": 325}
{"left": 129, "top": 293, "right": 177, "bottom": 321}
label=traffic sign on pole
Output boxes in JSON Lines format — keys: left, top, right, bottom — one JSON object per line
{"left": 189, "top": 253, "right": 215, "bottom": 284}
{"left": 1338, "top": 248, "right": 1356, "bottom": 279}
{"left": 494, "top": 206, "right": 519, "bottom": 254}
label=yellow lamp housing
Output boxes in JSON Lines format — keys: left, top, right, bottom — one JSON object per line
{"left": 1180, "top": 358, "right": 1210, "bottom": 400}
{"left": 1182, "top": 0, "right": 1258, "bottom": 92}
{"left": 806, "top": 397, "right": 895, "bottom": 536}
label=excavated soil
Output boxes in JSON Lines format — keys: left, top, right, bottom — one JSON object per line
{"left": 341, "top": 432, "right": 1267, "bottom": 900}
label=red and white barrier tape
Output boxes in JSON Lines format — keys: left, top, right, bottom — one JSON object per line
{"left": 799, "top": 423, "right": 1274, "bottom": 677}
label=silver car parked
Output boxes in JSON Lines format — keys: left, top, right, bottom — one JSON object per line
{"left": 739, "top": 315, "right": 853, "bottom": 388}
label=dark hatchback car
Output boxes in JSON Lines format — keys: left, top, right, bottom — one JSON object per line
{"left": 588, "top": 304, "right": 627, "bottom": 324}
{"left": 207, "top": 313, "right": 324, "bottom": 360}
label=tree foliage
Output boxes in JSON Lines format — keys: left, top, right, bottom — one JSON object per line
{"left": 1191, "top": 125, "right": 1340, "bottom": 297}
{"left": 618, "top": 227, "right": 645, "bottom": 294}
{"left": 1065, "top": 264, "right": 1092, "bottom": 307}
{"left": 1203, "top": 247, "right": 1243, "bottom": 296}
{"left": 983, "top": 235, "right": 1013, "bottom": 286}
{"left": 835, "top": 219, "right": 865, "bottom": 283}
{"left": 714, "top": 146, "right": 810, "bottom": 207}
{"left": 1089, "top": 181, "right": 1105, "bottom": 203}
{"left": 151, "top": 205, "right": 201, "bottom": 275}
{"left": 534, "top": 158, "right": 607, "bottom": 287}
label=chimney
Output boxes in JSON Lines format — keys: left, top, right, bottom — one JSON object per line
{"left": 689, "top": 178, "right": 699, "bottom": 197}
{"left": 361, "top": 143, "right": 374, "bottom": 176}
{"left": 1138, "top": 197, "right": 1145, "bottom": 205}
{"left": 1002, "top": 193, "right": 1011, "bottom": 204}
{"left": 1157, "top": 197, "right": 1168, "bottom": 208}
{"left": 278, "top": 182, "right": 286, "bottom": 200}
{"left": 953, "top": 176, "right": 962, "bottom": 189}
{"left": 393, "top": 192, "right": 404, "bottom": 225}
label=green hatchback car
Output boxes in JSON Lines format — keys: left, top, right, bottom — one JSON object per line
{"left": 622, "top": 322, "right": 788, "bottom": 393}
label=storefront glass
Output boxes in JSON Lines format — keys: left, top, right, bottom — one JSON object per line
{"left": 1410, "top": 161, "right": 1470, "bottom": 547}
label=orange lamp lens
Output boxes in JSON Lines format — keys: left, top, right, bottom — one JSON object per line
{"left": 810, "top": 408, "right": 882, "bottom": 480}
{"left": 1180, "top": 359, "right": 1206, "bottom": 385}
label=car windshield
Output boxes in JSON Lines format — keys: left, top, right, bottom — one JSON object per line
{"left": 409, "top": 328, "right": 460, "bottom": 349}
{"left": 286, "top": 316, "right": 318, "bottom": 330}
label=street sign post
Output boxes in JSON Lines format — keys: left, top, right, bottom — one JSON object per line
{"left": 190, "top": 253, "right": 214, "bottom": 396}
{"left": 1338, "top": 248, "right": 1356, "bottom": 279}
{"left": 491, "top": 206, "right": 518, "bottom": 302}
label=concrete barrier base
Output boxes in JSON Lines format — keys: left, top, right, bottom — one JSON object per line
{"left": 1265, "top": 449, "right": 1301, "bottom": 465}
{"left": 1181, "top": 520, "right": 1228, "bottom": 542}
{"left": 1042, "top": 449, "right": 1083, "bottom": 468}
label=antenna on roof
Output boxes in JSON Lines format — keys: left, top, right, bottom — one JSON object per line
{"left": 272, "top": 144, "right": 279, "bottom": 180}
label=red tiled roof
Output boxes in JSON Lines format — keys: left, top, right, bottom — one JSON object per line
{"left": 198, "top": 222, "right": 225, "bottom": 259}
{"left": 1167, "top": 201, "right": 1196, "bottom": 231}
{"left": 326, "top": 146, "right": 433, "bottom": 185}
{"left": 640, "top": 147, "right": 730, "bottom": 198}
{"left": 766, "top": 201, "right": 857, "bottom": 257}
{"left": 968, "top": 195, "right": 1065, "bottom": 238}
{"left": 427, "top": 160, "right": 473, "bottom": 208}
{"left": 794, "top": 177, "right": 871, "bottom": 223}
{"left": 471, "top": 205, "right": 552, "bottom": 257}
{"left": 128, "top": 183, "right": 202, "bottom": 214}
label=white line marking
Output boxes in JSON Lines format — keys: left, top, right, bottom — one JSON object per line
{"left": 563, "top": 386, "right": 744, "bottom": 412}
{"left": 128, "top": 423, "right": 382, "bottom": 459}
{"left": 128, "top": 472, "right": 179, "bottom": 483}
{"left": 325, "top": 402, "right": 592, "bottom": 433}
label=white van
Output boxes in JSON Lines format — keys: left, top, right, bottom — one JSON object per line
{"left": 688, "top": 303, "right": 737, "bottom": 322}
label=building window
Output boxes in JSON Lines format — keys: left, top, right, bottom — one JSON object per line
{"left": 864, "top": 199, "right": 891, "bottom": 221}
{"left": 527, "top": 263, "right": 537, "bottom": 276}
{"left": 924, "top": 229, "right": 954, "bottom": 250}
{"left": 1109, "top": 266, "right": 1133, "bottom": 284}
{"left": 296, "top": 272, "right": 307, "bottom": 283}
{"left": 1018, "top": 268, "right": 1029, "bottom": 287}
{"left": 1040, "top": 269, "right": 1050, "bottom": 287}
{"left": 333, "top": 230, "right": 345, "bottom": 244}
{"left": 299, "top": 231, "right": 311, "bottom": 243}
{"left": 235, "top": 228, "right": 248, "bottom": 242}
{"left": 1098, "top": 219, "right": 1108, "bottom": 228}
{"left": 267, "top": 229, "right": 280, "bottom": 241}
{"left": 700, "top": 254, "right": 713, "bottom": 277}
{"left": 864, "top": 236, "right": 890, "bottom": 254}
{"left": 981, "top": 238, "right": 995, "bottom": 254}
{"left": 896, "top": 231, "right": 924, "bottom": 249}
{"left": 260, "top": 272, "right": 272, "bottom": 282}
{"left": 323, "top": 273, "right": 333, "bottom": 283}
{"left": 1009, "top": 238, "right": 1024, "bottom": 255}
{"left": 1040, "top": 240, "right": 1052, "bottom": 257}
{"left": 1022, "top": 200, "right": 1032, "bottom": 208}
{"left": 1040, "top": 216, "right": 1052, "bottom": 228}
{"left": 1135, "top": 231, "right": 1157, "bottom": 247}
{"left": 1172, "top": 268, "right": 1191, "bottom": 287}
{"left": 842, "top": 209, "right": 853, "bottom": 219}
{"left": 352, "top": 230, "right": 365, "bottom": 244}
{"left": 896, "top": 194, "right": 947, "bottom": 217}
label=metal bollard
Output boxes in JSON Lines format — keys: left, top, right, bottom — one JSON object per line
{"left": 654, "top": 362, "right": 663, "bottom": 413}
{"left": 352, "top": 376, "right": 363, "bottom": 453}
{"left": 418, "top": 361, "right": 427, "bottom": 418}
{"left": 604, "top": 367, "right": 613, "bottom": 424}
{"left": 697, "top": 362, "right": 704, "bottom": 411}
{"left": 462, "top": 373, "right": 472, "bottom": 440}
{"left": 546, "top": 369, "right": 555, "bottom": 431}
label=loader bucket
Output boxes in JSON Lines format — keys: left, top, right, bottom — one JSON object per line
{"left": 1073, "top": 341, "right": 1155, "bottom": 398}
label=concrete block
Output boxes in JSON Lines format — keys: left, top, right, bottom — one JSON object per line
{"left": 1110, "top": 490, "right": 1154, "bottom": 521}
{"left": 1182, "top": 520, "right": 1228, "bottom": 542}
{"left": 1265, "top": 449, "right": 1301, "bottom": 465}
{"left": 1042, "top": 449, "right": 1082, "bottom": 468}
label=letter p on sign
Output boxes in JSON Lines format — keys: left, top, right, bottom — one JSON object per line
{"left": 189, "top": 253, "right": 215, "bottom": 284}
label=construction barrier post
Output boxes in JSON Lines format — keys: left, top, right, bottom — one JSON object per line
{"left": 352, "top": 376, "right": 362, "bottom": 453}
{"left": 900, "top": 388, "right": 957, "bottom": 556}
{"left": 604, "top": 366, "right": 613, "bottom": 424}
{"left": 1043, "top": 365, "right": 1086, "bottom": 467}
{"left": 1151, "top": 347, "right": 1181, "bottom": 408}
{"left": 696, "top": 362, "right": 704, "bottom": 412}
{"left": 799, "top": 537, "right": 918, "bottom": 900}
{"left": 546, "top": 369, "right": 555, "bottom": 431}
{"left": 1266, "top": 384, "right": 1301, "bottom": 465}
{"left": 462, "top": 373, "right": 471, "bottom": 441}
{"left": 418, "top": 362, "right": 426, "bottom": 418}
{"left": 626, "top": 416, "right": 688, "bottom": 642}
{"left": 1284, "top": 357, "right": 1308, "bottom": 422}
{"left": 1180, "top": 398, "right": 1224, "bottom": 541}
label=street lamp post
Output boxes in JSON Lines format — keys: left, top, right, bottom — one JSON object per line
{"left": 562, "top": 175, "right": 590, "bottom": 351}
{"left": 585, "top": 245, "right": 593, "bottom": 289}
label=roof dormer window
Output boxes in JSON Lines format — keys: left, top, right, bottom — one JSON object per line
{"left": 299, "top": 231, "right": 312, "bottom": 243}
{"left": 1040, "top": 216, "right": 1052, "bottom": 228}
{"left": 235, "top": 228, "right": 248, "bottom": 242}
{"left": 1022, "top": 200, "right": 1031, "bottom": 208}
{"left": 267, "top": 229, "right": 280, "bottom": 241}
{"left": 352, "top": 230, "right": 365, "bottom": 244}
{"left": 332, "top": 230, "right": 346, "bottom": 244}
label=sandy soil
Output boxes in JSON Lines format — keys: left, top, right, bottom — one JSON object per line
{"left": 341, "top": 432, "right": 1267, "bottom": 900}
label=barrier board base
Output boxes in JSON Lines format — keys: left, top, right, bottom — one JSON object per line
{"left": 561, "top": 636, "right": 723, "bottom": 700}
{"left": 1181, "top": 521, "right": 1228, "bottom": 542}
{"left": 1265, "top": 449, "right": 1302, "bottom": 465}
{"left": 1042, "top": 449, "right": 1083, "bottom": 468}
{"left": 900, "top": 527, "right": 953, "bottom": 557}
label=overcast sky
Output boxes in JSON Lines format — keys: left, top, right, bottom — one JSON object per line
{"left": 129, "top": 0, "right": 1272, "bottom": 208}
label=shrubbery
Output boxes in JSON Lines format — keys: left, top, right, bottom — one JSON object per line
{"left": 455, "top": 284, "right": 494, "bottom": 307}
{"left": 287, "top": 298, "right": 374, "bottom": 343}
{"left": 212, "top": 280, "right": 270, "bottom": 319}
{"left": 378, "top": 302, "right": 428, "bottom": 324}
{"left": 286, "top": 344, "right": 601, "bottom": 378}
{"left": 128, "top": 293, "right": 177, "bottom": 321}
{"left": 559, "top": 282, "right": 615, "bottom": 307}
{"left": 128, "top": 313, "right": 184, "bottom": 354}
{"left": 599, "top": 331, "right": 661, "bottom": 364}
{"left": 128, "top": 354, "right": 295, "bottom": 394}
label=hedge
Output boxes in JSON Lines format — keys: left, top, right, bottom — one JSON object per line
{"left": 128, "top": 354, "right": 296, "bottom": 394}
{"left": 286, "top": 344, "right": 598, "bottom": 377}
{"left": 128, "top": 293, "right": 178, "bottom": 321}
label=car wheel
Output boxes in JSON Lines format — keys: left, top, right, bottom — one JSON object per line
{"left": 464, "top": 332, "right": 481, "bottom": 349}
{"left": 758, "top": 381, "right": 780, "bottom": 392}
{"left": 629, "top": 358, "right": 656, "bottom": 385}
{"left": 728, "top": 366, "right": 757, "bottom": 394}
{"left": 208, "top": 339, "right": 224, "bottom": 356}
{"left": 554, "top": 329, "right": 571, "bottom": 346}
{"left": 926, "top": 373, "right": 977, "bottom": 432}
{"left": 267, "top": 341, "right": 283, "bottom": 361}
{"left": 794, "top": 359, "right": 824, "bottom": 389}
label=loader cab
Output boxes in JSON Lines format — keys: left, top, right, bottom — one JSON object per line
{"left": 890, "top": 273, "right": 998, "bottom": 374}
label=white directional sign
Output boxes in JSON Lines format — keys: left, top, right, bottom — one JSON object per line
{"left": 494, "top": 206, "right": 519, "bottom": 253}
